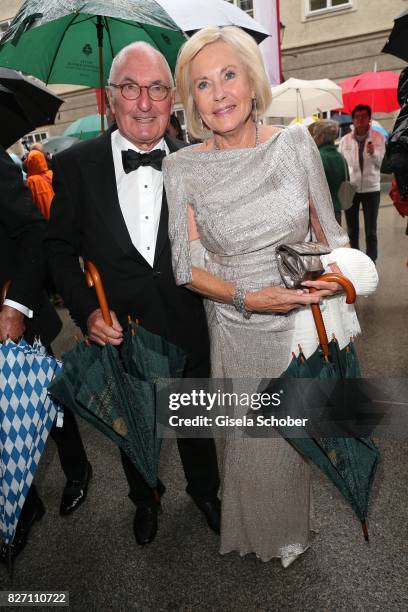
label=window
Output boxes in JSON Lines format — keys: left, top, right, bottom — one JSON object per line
{"left": 0, "top": 20, "right": 11, "bottom": 41}
{"left": 226, "top": 0, "right": 254, "bottom": 18}
{"left": 306, "top": 0, "right": 352, "bottom": 16}
{"left": 21, "top": 131, "right": 49, "bottom": 150}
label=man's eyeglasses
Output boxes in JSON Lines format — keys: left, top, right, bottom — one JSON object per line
{"left": 109, "top": 82, "right": 172, "bottom": 101}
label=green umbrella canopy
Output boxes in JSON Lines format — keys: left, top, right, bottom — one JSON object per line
{"left": 0, "top": 0, "right": 186, "bottom": 86}
{"left": 49, "top": 341, "right": 161, "bottom": 489}
{"left": 256, "top": 340, "right": 379, "bottom": 540}
{"left": 63, "top": 113, "right": 108, "bottom": 140}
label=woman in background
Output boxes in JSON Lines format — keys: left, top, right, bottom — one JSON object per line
{"left": 312, "top": 120, "right": 348, "bottom": 225}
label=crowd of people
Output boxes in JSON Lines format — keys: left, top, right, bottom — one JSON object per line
{"left": 1, "top": 25, "right": 385, "bottom": 568}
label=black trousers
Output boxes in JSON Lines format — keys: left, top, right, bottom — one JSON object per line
{"left": 24, "top": 408, "right": 88, "bottom": 515}
{"left": 44, "top": 345, "right": 88, "bottom": 481}
{"left": 121, "top": 355, "right": 220, "bottom": 507}
{"left": 345, "top": 191, "right": 380, "bottom": 262}
{"left": 48, "top": 407, "right": 88, "bottom": 481}
{"left": 121, "top": 436, "right": 219, "bottom": 507}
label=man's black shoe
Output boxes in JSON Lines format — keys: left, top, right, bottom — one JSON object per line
{"left": 133, "top": 504, "right": 158, "bottom": 545}
{"left": 194, "top": 497, "right": 221, "bottom": 534}
{"left": 0, "top": 497, "right": 45, "bottom": 562}
{"left": 60, "top": 462, "right": 92, "bottom": 516}
{"left": 133, "top": 483, "right": 165, "bottom": 546}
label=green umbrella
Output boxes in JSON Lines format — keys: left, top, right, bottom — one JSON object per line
{"left": 63, "top": 113, "right": 108, "bottom": 140}
{"left": 252, "top": 275, "right": 379, "bottom": 541}
{"left": 0, "top": 0, "right": 186, "bottom": 130}
{"left": 49, "top": 261, "right": 186, "bottom": 498}
{"left": 279, "top": 341, "right": 379, "bottom": 541}
{"left": 122, "top": 318, "right": 186, "bottom": 382}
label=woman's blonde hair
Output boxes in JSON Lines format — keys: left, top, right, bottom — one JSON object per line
{"left": 176, "top": 26, "right": 272, "bottom": 140}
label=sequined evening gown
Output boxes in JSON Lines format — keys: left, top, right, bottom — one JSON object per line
{"left": 162, "top": 124, "right": 349, "bottom": 565}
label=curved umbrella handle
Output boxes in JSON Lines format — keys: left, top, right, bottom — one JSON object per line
{"left": 1, "top": 280, "right": 11, "bottom": 308}
{"left": 309, "top": 273, "right": 357, "bottom": 359}
{"left": 85, "top": 261, "right": 113, "bottom": 327}
{"left": 317, "top": 273, "right": 356, "bottom": 304}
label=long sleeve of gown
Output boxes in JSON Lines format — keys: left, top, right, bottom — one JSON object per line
{"left": 290, "top": 124, "right": 349, "bottom": 249}
{"left": 162, "top": 156, "right": 193, "bottom": 286}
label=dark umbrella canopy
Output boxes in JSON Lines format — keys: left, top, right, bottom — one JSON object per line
{"left": 278, "top": 341, "right": 379, "bottom": 538}
{"left": 252, "top": 275, "right": 379, "bottom": 541}
{"left": 382, "top": 9, "right": 408, "bottom": 63}
{"left": 49, "top": 261, "right": 186, "bottom": 495}
{"left": 50, "top": 339, "right": 162, "bottom": 489}
{"left": 0, "top": 68, "right": 63, "bottom": 148}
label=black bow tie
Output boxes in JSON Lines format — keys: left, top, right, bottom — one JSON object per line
{"left": 122, "top": 148, "right": 166, "bottom": 173}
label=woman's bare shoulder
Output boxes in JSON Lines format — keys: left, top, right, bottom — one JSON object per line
{"left": 258, "top": 124, "right": 283, "bottom": 143}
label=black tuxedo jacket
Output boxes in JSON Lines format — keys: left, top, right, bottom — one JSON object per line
{"left": 0, "top": 146, "right": 61, "bottom": 345}
{"left": 46, "top": 129, "right": 210, "bottom": 374}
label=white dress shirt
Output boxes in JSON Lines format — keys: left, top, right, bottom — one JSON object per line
{"left": 2, "top": 299, "right": 33, "bottom": 318}
{"left": 111, "top": 129, "right": 168, "bottom": 267}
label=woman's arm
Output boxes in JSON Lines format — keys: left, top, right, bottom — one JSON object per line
{"left": 185, "top": 206, "right": 325, "bottom": 314}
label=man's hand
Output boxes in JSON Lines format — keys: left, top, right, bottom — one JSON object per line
{"left": 0, "top": 306, "right": 25, "bottom": 341}
{"left": 87, "top": 308, "right": 123, "bottom": 346}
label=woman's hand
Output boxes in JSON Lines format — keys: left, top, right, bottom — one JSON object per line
{"left": 245, "top": 286, "right": 322, "bottom": 314}
{"left": 301, "top": 279, "right": 343, "bottom": 298}
{"left": 301, "top": 263, "right": 344, "bottom": 297}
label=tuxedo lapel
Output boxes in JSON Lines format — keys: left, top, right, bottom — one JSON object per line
{"left": 84, "top": 130, "right": 150, "bottom": 268}
{"left": 153, "top": 191, "right": 169, "bottom": 266}
{"left": 153, "top": 136, "right": 184, "bottom": 266}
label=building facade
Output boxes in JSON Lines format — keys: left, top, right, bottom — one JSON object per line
{"left": 280, "top": 0, "right": 405, "bottom": 128}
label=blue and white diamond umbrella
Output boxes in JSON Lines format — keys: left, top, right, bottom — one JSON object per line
{"left": 0, "top": 338, "right": 62, "bottom": 563}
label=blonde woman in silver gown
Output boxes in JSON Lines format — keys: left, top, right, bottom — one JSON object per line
{"left": 162, "top": 26, "right": 350, "bottom": 567}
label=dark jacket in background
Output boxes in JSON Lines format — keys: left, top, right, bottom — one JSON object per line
{"left": 0, "top": 146, "right": 61, "bottom": 346}
{"left": 384, "top": 67, "right": 408, "bottom": 196}
{"left": 318, "top": 143, "right": 348, "bottom": 213}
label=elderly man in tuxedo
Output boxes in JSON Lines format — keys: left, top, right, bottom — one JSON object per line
{"left": 46, "top": 42, "right": 220, "bottom": 546}
{"left": 0, "top": 146, "right": 90, "bottom": 562}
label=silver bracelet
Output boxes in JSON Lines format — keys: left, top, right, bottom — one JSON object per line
{"left": 232, "top": 286, "right": 252, "bottom": 320}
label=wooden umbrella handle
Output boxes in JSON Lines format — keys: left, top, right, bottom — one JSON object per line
{"left": 309, "top": 301, "right": 330, "bottom": 358}
{"left": 1, "top": 280, "right": 11, "bottom": 308}
{"left": 309, "top": 273, "right": 357, "bottom": 359}
{"left": 317, "top": 273, "right": 356, "bottom": 304}
{"left": 85, "top": 261, "right": 113, "bottom": 326}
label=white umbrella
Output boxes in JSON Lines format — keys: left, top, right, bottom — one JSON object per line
{"left": 267, "top": 78, "right": 343, "bottom": 118}
{"left": 159, "top": 0, "right": 270, "bottom": 43}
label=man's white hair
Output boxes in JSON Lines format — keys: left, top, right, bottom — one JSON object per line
{"left": 108, "top": 42, "right": 174, "bottom": 87}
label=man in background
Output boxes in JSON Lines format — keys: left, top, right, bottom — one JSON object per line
{"left": 339, "top": 104, "right": 385, "bottom": 262}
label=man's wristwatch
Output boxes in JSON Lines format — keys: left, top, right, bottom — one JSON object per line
{"left": 232, "top": 286, "right": 252, "bottom": 320}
